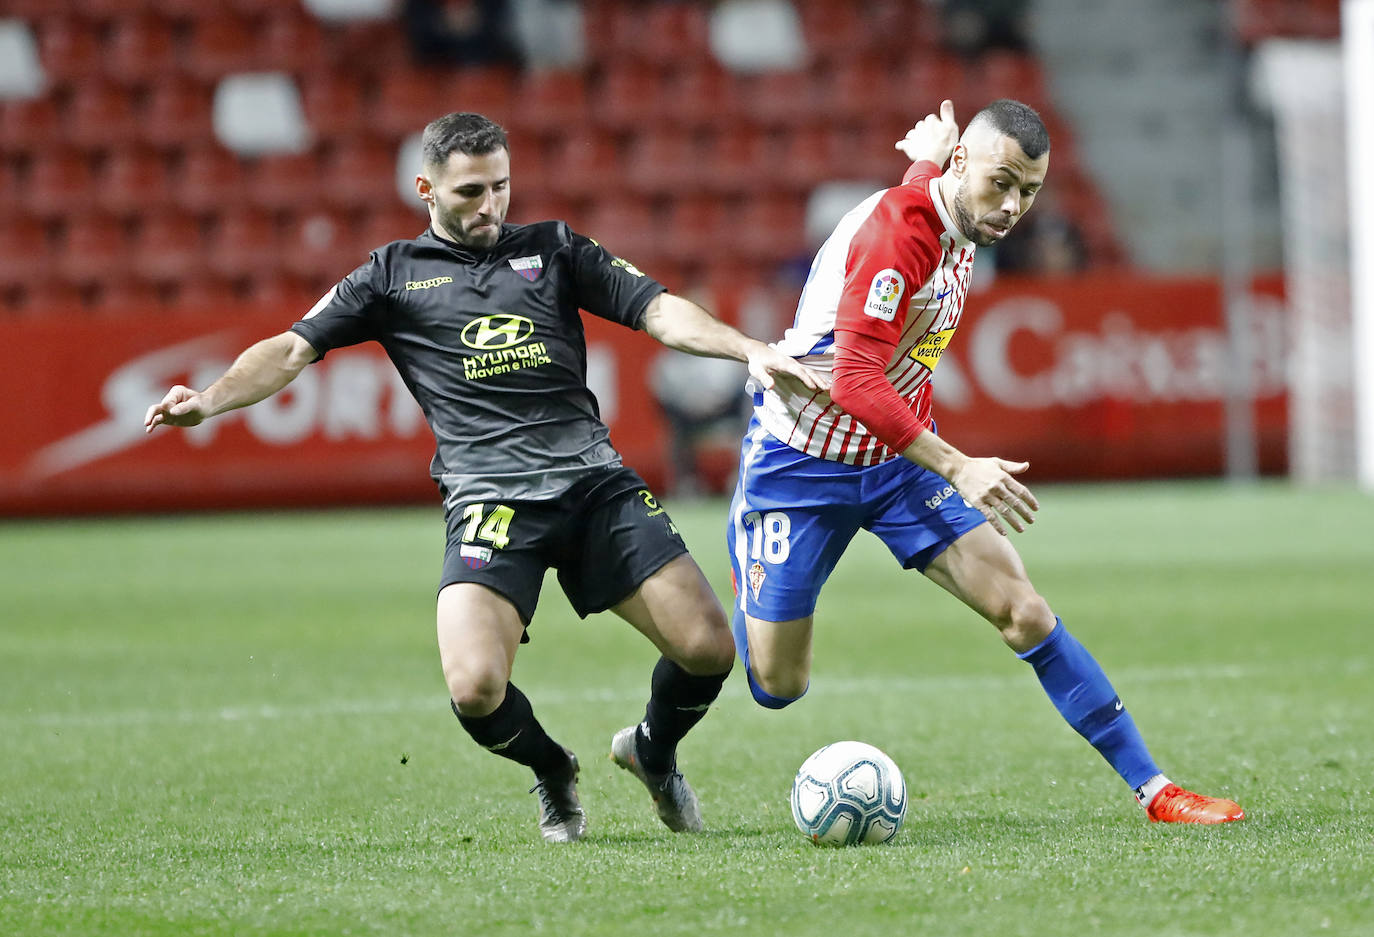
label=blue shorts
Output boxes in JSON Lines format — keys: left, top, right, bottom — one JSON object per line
{"left": 726, "top": 416, "right": 985, "bottom": 622}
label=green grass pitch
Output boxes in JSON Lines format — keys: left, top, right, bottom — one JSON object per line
{"left": 2, "top": 482, "right": 1371, "bottom": 936}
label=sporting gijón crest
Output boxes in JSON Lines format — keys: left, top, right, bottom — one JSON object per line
{"left": 509, "top": 255, "right": 543, "bottom": 281}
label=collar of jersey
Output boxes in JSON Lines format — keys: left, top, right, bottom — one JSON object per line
{"left": 421, "top": 226, "right": 505, "bottom": 262}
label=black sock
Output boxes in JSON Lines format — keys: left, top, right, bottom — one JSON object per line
{"left": 635, "top": 656, "right": 729, "bottom": 775}
{"left": 452, "top": 683, "right": 568, "bottom": 778}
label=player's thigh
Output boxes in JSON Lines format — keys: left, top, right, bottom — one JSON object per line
{"left": 743, "top": 612, "right": 815, "bottom": 683}
{"left": 727, "top": 457, "right": 860, "bottom": 625}
{"left": 554, "top": 475, "right": 694, "bottom": 620}
{"left": 611, "top": 553, "right": 734, "bottom": 674}
{"left": 921, "top": 524, "right": 1053, "bottom": 645}
{"left": 436, "top": 582, "right": 529, "bottom": 713}
{"left": 865, "top": 461, "right": 987, "bottom": 572}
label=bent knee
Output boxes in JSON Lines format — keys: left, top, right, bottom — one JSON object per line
{"left": 445, "top": 664, "right": 509, "bottom": 716}
{"left": 992, "top": 592, "right": 1056, "bottom": 652}
{"left": 676, "top": 625, "right": 736, "bottom": 676}
{"left": 750, "top": 663, "right": 809, "bottom": 705}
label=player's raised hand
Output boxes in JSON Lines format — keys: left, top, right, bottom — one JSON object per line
{"left": 746, "top": 345, "right": 831, "bottom": 395}
{"left": 144, "top": 385, "right": 210, "bottom": 433}
{"left": 895, "top": 100, "right": 959, "bottom": 168}
{"left": 950, "top": 456, "right": 1039, "bottom": 535}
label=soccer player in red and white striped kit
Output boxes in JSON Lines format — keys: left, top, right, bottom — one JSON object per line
{"left": 727, "top": 99, "right": 1244, "bottom": 823}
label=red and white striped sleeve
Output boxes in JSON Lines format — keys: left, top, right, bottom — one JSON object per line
{"left": 830, "top": 169, "right": 944, "bottom": 453}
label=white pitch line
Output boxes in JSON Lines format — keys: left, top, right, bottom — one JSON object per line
{"left": 1, "top": 658, "right": 1365, "bottom": 730}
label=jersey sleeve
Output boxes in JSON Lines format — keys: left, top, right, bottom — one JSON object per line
{"left": 829, "top": 187, "right": 944, "bottom": 452}
{"left": 567, "top": 229, "right": 667, "bottom": 328}
{"left": 289, "top": 254, "right": 386, "bottom": 359}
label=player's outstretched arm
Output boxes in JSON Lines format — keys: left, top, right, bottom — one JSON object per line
{"left": 895, "top": 99, "right": 959, "bottom": 169}
{"left": 641, "top": 292, "right": 829, "bottom": 394}
{"left": 143, "top": 331, "right": 318, "bottom": 433}
{"left": 901, "top": 429, "right": 1039, "bottom": 536}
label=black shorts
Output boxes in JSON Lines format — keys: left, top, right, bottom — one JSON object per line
{"left": 438, "top": 466, "right": 689, "bottom": 630}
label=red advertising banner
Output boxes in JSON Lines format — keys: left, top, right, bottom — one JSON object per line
{"left": 0, "top": 273, "right": 1287, "bottom": 516}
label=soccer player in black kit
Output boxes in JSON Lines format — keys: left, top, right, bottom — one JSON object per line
{"left": 144, "top": 113, "right": 826, "bottom": 843}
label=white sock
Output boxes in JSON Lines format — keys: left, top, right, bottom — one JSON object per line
{"left": 1134, "top": 773, "right": 1171, "bottom": 807}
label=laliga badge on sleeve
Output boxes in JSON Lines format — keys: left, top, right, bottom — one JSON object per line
{"left": 864, "top": 269, "right": 904, "bottom": 321}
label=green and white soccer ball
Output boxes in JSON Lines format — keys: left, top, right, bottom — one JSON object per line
{"left": 790, "top": 741, "right": 907, "bottom": 846}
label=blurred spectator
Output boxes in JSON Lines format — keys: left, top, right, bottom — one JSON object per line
{"left": 650, "top": 347, "right": 750, "bottom": 496}
{"left": 402, "top": 0, "right": 526, "bottom": 67}
{"left": 939, "top": 0, "right": 1031, "bottom": 58}
{"left": 991, "top": 203, "right": 1089, "bottom": 275}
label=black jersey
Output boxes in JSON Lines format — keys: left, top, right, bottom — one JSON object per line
{"left": 290, "top": 222, "right": 666, "bottom": 503}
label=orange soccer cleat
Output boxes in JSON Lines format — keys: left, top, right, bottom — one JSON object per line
{"left": 1145, "top": 783, "right": 1245, "bottom": 823}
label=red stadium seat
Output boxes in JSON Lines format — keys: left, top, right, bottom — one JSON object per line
{"left": 34, "top": 17, "right": 103, "bottom": 85}
{"left": 739, "top": 70, "right": 817, "bottom": 129}
{"left": 545, "top": 132, "right": 621, "bottom": 200}
{"left": 92, "top": 276, "right": 166, "bottom": 314}
{"left": 94, "top": 148, "right": 175, "bottom": 218}
{"left": 246, "top": 152, "right": 322, "bottom": 212}
{"left": 173, "top": 274, "right": 241, "bottom": 313}
{"left": 143, "top": 80, "right": 216, "bottom": 150}
{"left": 104, "top": 14, "right": 178, "bottom": 87}
{"left": 130, "top": 213, "right": 206, "bottom": 283}
{"left": 0, "top": 96, "right": 61, "bottom": 153}
{"left": 261, "top": 12, "right": 330, "bottom": 75}
{"left": 774, "top": 124, "right": 836, "bottom": 193}
{"left": 179, "top": 16, "right": 261, "bottom": 83}
{"left": 171, "top": 145, "right": 249, "bottom": 215}
{"left": 62, "top": 82, "right": 143, "bottom": 151}
{"left": 370, "top": 70, "right": 457, "bottom": 139}
{"left": 298, "top": 71, "right": 368, "bottom": 141}
{"left": 509, "top": 70, "right": 589, "bottom": 135}
{"left": 357, "top": 207, "right": 427, "bottom": 252}
{"left": 0, "top": 215, "right": 54, "bottom": 288}
{"left": 321, "top": 139, "right": 404, "bottom": 212}
{"left": 663, "top": 196, "right": 727, "bottom": 266}
{"left": 57, "top": 215, "right": 132, "bottom": 286}
{"left": 624, "top": 129, "right": 706, "bottom": 196}
{"left": 245, "top": 272, "right": 320, "bottom": 311}
{"left": 20, "top": 152, "right": 98, "bottom": 220}
{"left": 732, "top": 195, "right": 807, "bottom": 264}
{"left": 206, "top": 209, "right": 283, "bottom": 279}
{"left": 593, "top": 62, "right": 668, "bottom": 131}
{"left": 702, "top": 126, "right": 774, "bottom": 195}
{"left": 580, "top": 199, "right": 664, "bottom": 267}
{"left": 12, "top": 278, "right": 86, "bottom": 315}
{"left": 661, "top": 62, "right": 741, "bottom": 131}
{"left": 280, "top": 208, "right": 362, "bottom": 281}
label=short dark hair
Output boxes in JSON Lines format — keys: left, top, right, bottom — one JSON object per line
{"left": 421, "top": 112, "right": 509, "bottom": 169}
{"left": 969, "top": 99, "right": 1049, "bottom": 160}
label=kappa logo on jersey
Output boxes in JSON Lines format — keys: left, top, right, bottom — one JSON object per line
{"left": 908, "top": 328, "right": 955, "bottom": 370}
{"left": 461, "top": 314, "right": 535, "bottom": 351}
{"left": 508, "top": 255, "right": 543, "bottom": 281}
{"left": 406, "top": 276, "right": 454, "bottom": 291}
{"left": 865, "top": 269, "right": 905, "bottom": 321}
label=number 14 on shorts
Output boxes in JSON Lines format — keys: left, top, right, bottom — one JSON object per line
{"left": 461, "top": 503, "right": 515, "bottom": 549}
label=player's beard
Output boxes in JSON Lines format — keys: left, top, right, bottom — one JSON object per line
{"left": 436, "top": 204, "right": 503, "bottom": 250}
{"left": 952, "top": 179, "right": 1004, "bottom": 248}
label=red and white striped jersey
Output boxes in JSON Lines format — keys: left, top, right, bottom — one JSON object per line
{"left": 755, "top": 162, "right": 977, "bottom": 465}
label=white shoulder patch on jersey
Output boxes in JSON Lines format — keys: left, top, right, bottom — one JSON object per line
{"left": 302, "top": 285, "right": 338, "bottom": 320}
{"left": 864, "top": 269, "right": 905, "bottom": 321}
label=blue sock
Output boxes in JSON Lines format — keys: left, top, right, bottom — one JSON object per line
{"left": 731, "top": 607, "right": 805, "bottom": 710}
{"left": 1018, "top": 619, "right": 1160, "bottom": 790}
